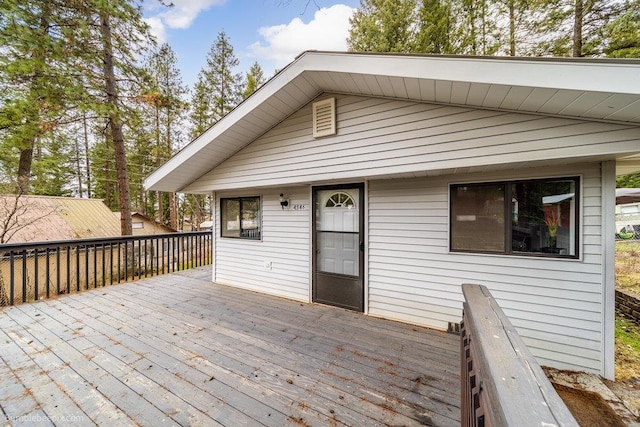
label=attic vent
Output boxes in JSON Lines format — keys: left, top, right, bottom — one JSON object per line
{"left": 312, "top": 98, "right": 336, "bottom": 138}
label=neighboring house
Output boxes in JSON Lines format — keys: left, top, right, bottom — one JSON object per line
{"left": 114, "top": 212, "right": 177, "bottom": 236}
{"left": 145, "top": 52, "right": 640, "bottom": 380}
{"left": 0, "top": 195, "right": 120, "bottom": 243}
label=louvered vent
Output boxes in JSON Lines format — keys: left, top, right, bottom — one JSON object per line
{"left": 312, "top": 98, "right": 336, "bottom": 138}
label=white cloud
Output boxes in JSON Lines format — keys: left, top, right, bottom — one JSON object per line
{"left": 145, "top": 0, "right": 225, "bottom": 43}
{"left": 161, "top": 0, "right": 226, "bottom": 29}
{"left": 248, "top": 4, "right": 355, "bottom": 69}
{"left": 145, "top": 16, "right": 167, "bottom": 44}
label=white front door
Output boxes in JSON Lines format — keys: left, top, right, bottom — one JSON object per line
{"left": 313, "top": 184, "right": 364, "bottom": 311}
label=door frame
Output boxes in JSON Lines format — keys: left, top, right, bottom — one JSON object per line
{"left": 312, "top": 182, "right": 365, "bottom": 312}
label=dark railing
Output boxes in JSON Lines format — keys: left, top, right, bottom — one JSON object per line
{"left": 0, "top": 231, "right": 212, "bottom": 307}
{"left": 461, "top": 284, "right": 578, "bottom": 427}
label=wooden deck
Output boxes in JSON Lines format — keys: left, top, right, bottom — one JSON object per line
{"left": 0, "top": 266, "right": 460, "bottom": 426}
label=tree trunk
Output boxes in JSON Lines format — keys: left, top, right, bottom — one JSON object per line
{"left": 100, "top": 11, "right": 132, "bottom": 235}
{"left": 157, "top": 191, "right": 163, "bottom": 223}
{"left": 83, "top": 113, "right": 91, "bottom": 197}
{"left": 572, "top": 0, "right": 583, "bottom": 57}
{"left": 509, "top": 0, "right": 516, "bottom": 56}
{"left": 74, "top": 132, "right": 83, "bottom": 197}
{"left": 195, "top": 195, "right": 204, "bottom": 230}
{"left": 169, "top": 192, "right": 178, "bottom": 230}
{"left": 16, "top": 147, "right": 34, "bottom": 194}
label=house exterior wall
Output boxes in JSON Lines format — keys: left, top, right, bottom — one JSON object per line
{"left": 185, "top": 94, "right": 639, "bottom": 192}
{"left": 130, "top": 217, "right": 176, "bottom": 236}
{"left": 206, "top": 94, "right": 624, "bottom": 377}
{"left": 212, "top": 162, "right": 610, "bottom": 375}
{"left": 214, "top": 186, "right": 310, "bottom": 302}
{"left": 368, "top": 163, "right": 607, "bottom": 375}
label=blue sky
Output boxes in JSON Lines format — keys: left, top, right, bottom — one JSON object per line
{"left": 143, "top": 0, "right": 360, "bottom": 88}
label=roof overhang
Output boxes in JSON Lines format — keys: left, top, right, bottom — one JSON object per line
{"left": 145, "top": 51, "right": 640, "bottom": 193}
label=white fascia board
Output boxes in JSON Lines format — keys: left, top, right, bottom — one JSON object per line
{"left": 144, "top": 58, "right": 314, "bottom": 192}
{"left": 297, "top": 51, "right": 640, "bottom": 95}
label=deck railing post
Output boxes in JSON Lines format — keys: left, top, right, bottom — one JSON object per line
{"left": 34, "top": 249, "right": 39, "bottom": 301}
{"left": 21, "top": 250, "right": 27, "bottom": 303}
{"left": 9, "top": 251, "right": 15, "bottom": 305}
{"left": 45, "top": 248, "right": 50, "bottom": 299}
{"left": 461, "top": 284, "right": 578, "bottom": 427}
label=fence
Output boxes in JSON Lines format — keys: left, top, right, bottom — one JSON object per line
{"left": 0, "top": 231, "right": 212, "bottom": 306}
{"left": 461, "top": 283, "right": 578, "bottom": 427}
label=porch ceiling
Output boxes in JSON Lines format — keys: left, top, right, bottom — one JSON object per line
{"left": 145, "top": 52, "right": 640, "bottom": 193}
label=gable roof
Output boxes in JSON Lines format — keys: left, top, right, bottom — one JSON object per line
{"left": 0, "top": 195, "right": 121, "bottom": 244}
{"left": 145, "top": 51, "right": 640, "bottom": 193}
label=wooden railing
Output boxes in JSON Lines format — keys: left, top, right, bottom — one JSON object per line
{"left": 0, "top": 231, "right": 212, "bottom": 306}
{"left": 461, "top": 284, "right": 579, "bottom": 427}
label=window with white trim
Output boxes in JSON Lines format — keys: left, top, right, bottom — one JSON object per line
{"left": 450, "top": 177, "right": 579, "bottom": 257}
{"left": 221, "top": 197, "right": 261, "bottom": 239}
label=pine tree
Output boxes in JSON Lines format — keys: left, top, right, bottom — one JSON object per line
{"left": 0, "top": 0, "right": 160, "bottom": 235}
{"left": 415, "top": 0, "right": 455, "bottom": 54}
{"left": 532, "top": 0, "right": 620, "bottom": 57}
{"left": 603, "top": 0, "right": 640, "bottom": 58}
{"left": 189, "top": 72, "right": 211, "bottom": 139}
{"left": 243, "top": 61, "right": 266, "bottom": 99}
{"left": 348, "top": 0, "right": 418, "bottom": 52}
{"left": 31, "top": 132, "right": 75, "bottom": 196}
{"left": 204, "top": 31, "right": 243, "bottom": 123}
{"left": 0, "top": 0, "right": 78, "bottom": 194}
{"left": 67, "top": 0, "right": 157, "bottom": 234}
{"left": 139, "top": 43, "right": 189, "bottom": 228}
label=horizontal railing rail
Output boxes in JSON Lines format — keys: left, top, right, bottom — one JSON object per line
{"left": 0, "top": 231, "right": 212, "bottom": 306}
{"left": 461, "top": 283, "right": 578, "bottom": 427}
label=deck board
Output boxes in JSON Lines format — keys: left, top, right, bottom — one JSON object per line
{"left": 0, "top": 266, "right": 460, "bottom": 426}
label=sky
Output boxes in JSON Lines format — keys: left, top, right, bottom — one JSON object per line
{"left": 143, "top": 0, "right": 361, "bottom": 88}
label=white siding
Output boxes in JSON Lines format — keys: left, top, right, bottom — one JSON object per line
{"left": 368, "top": 163, "right": 606, "bottom": 374}
{"left": 184, "top": 94, "right": 640, "bottom": 192}
{"left": 214, "top": 186, "right": 310, "bottom": 302}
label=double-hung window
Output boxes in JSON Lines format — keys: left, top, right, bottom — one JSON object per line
{"left": 221, "top": 196, "right": 261, "bottom": 239}
{"left": 450, "top": 177, "right": 579, "bottom": 258}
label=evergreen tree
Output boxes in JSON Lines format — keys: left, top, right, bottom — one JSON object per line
{"left": 347, "top": 0, "right": 418, "bottom": 52}
{"left": 0, "top": 0, "right": 160, "bottom": 235}
{"left": 532, "top": 0, "right": 620, "bottom": 57}
{"left": 415, "top": 0, "right": 455, "bottom": 53}
{"left": 187, "top": 33, "right": 243, "bottom": 231}
{"left": 139, "top": 43, "right": 188, "bottom": 228}
{"left": 31, "top": 132, "right": 75, "bottom": 196}
{"left": 204, "top": 31, "right": 243, "bottom": 123}
{"left": 0, "top": 0, "right": 78, "bottom": 194}
{"left": 603, "top": 0, "right": 640, "bottom": 58}
{"left": 494, "top": 0, "right": 547, "bottom": 56}
{"left": 189, "top": 72, "right": 211, "bottom": 139}
{"left": 67, "top": 0, "right": 156, "bottom": 234}
{"left": 456, "top": 0, "right": 501, "bottom": 55}
{"left": 243, "top": 61, "right": 266, "bottom": 99}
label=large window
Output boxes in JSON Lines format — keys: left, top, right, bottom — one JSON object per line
{"left": 450, "top": 177, "right": 579, "bottom": 258}
{"left": 221, "top": 197, "right": 261, "bottom": 239}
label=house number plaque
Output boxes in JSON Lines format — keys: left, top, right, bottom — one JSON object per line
{"left": 292, "top": 204, "right": 307, "bottom": 210}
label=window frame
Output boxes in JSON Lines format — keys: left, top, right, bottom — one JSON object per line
{"left": 449, "top": 176, "right": 580, "bottom": 259}
{"left": 220, "top": 196, "right": 262, "bottom": 240}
